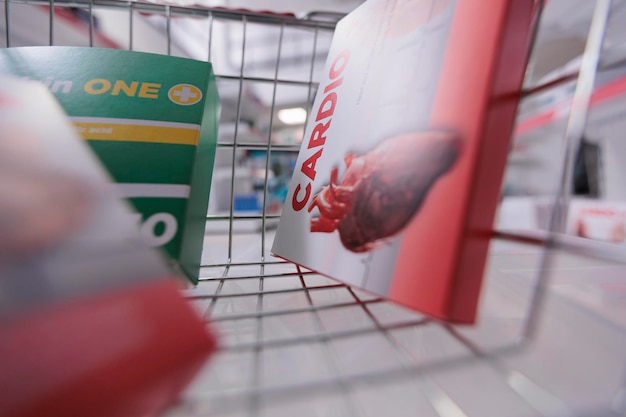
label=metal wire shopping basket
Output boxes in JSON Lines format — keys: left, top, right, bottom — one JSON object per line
{"left": 2, "top": 0, "right": 626, "bottom": 416}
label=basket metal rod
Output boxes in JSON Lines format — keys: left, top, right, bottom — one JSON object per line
{"left": 260, "top": 23, "right": 285, "bottom": 261}
{"left": 205, "top": 213, "right": 281, "bottom": 221}
{"left": 194, "top": 283, "right": 346, "bottom": 299}
{"left": 225, "top": 317, "right": 430, "bottom": 353}
{"left": 226, "top": 16, "right": 247, "bottom": 263}
{"left": 49, "top": 0, "right": 54, "bottom": 45}
{"left": 345, "top": 283, "right": 475, "bottom": 417}
{"left": 206, "top": 11, "right": 213, "bottom": 62}
{"left": 216, "top": 142, "right": 301, "bottom": 152}
{"left": 199, "top": 259, "right": 288, "bottom": 269}
{"left": 520, "top": 54, "right": 626, "bottom": 99}
{"left": 249, "top": 262, "right": 265, "bottom": 414}
{"left": 206, "top": 298, "right": 385, "bottom": 322}
{"left": 4, "top": 0, "right": 9, "bottom": 47}
{"left": 303, "top": 26, "right": 319, "bottom": 131}
{"left": 443, "top": 323, "right": 575, "bottom": 417}
{"left": 198, "top": 269, "right": 314, "bottom": 282}
{"left": 128, "top": 1, "right": 133, "bottom": 50}
{"left": 165, "top": 4, "right": 171, "bottom": 55}
{"left": 216, "top": 74, "right": 318, "bottom": 87}
{"left": 1, "top": 0, "right": 338, "bottom": 29}
{"left": 493, "top": 229, "right": 626, "bottom": 264}
{"left": 88, "top": 0, "right": 93, "bottom": 46}
{"left": 296, "top": 266, "right": 363, "bottom": 416}
{"left": 523, "top": 0, "right": 613, "bottom": 341}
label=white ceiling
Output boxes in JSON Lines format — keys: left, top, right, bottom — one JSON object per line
{"left": 195, "top": 0, "right": 626, "bottom": 82}
{"left": 529, "top": 0, "right": 626, "bottom": 80}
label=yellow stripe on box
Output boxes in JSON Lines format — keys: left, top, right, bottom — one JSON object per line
{"left": 73, "top": 122, "right": 200, "bottom": 146}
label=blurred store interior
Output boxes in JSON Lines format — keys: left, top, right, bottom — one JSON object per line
{"left": 2, "top": 0, "right": 626, "bottom": 238}
{"left": 2, "top": 1, "right": 626, "bottom": 416}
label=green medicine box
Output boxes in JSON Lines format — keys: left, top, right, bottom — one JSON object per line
{"left": 0, "top": 47, "right": 220, "bottom": 284}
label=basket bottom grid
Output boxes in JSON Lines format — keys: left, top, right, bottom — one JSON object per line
{"left": 172, "top": 232, "right": 626, "bottom": 417}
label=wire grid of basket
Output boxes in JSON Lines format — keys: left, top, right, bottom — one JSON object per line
{"left": 2, "top": 1, "right": 626, "bottom": 416}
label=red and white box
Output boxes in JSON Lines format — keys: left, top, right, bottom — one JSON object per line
{"left": 0, "top": 77, "right": 217, "bottom": 417}
{"left": 272, "top": 0, "right": 534, "bottom": 323}
{"left": 568, "top": 199, "right": 626, "bottom": 244}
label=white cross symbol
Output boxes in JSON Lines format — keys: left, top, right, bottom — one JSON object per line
{"left": 173, "top": 86, "right": 198, "bottom": 103}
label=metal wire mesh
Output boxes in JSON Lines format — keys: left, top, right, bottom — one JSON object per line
{"left": 2, "top": 1, "right": 626, "bottom": 416}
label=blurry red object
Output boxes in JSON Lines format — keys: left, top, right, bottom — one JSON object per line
{"left": 0, "top": 280, "right": 216, "bottom": 417}
{"left": 0, "top": 77, "right": 217, "bottom": 417}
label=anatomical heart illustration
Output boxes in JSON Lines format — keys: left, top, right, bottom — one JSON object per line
{"left": 308, "top": 131, "right": 460, "bottom": 252}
